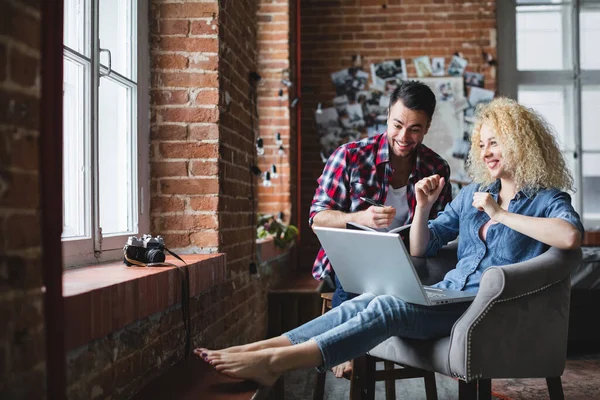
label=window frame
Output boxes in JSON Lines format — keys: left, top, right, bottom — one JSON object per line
{"left": 62, "top": 0, "right": 150, "bottom": 268}
{"left": 498, "top": 0, "right": 600, "bottom": 228}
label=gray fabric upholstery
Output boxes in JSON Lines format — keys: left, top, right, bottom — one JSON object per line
{"left": 369, "top": 245, "right": 582, "bottom": 382}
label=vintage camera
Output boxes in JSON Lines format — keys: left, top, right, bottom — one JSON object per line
{"left": 123, "top": 234, "right": 166, "bottom": 266}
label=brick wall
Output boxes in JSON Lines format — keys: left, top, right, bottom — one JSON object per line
{"left": 0, "top": 0, "right": 46, "bottom": 398}
{"left": 298, "top": 0, "right": 497, "bottom": 268}
{"left": 65, "top": 0, "right": 300, "bottom": 397}
{"left": 256, "top": 0, "right": 296, "bottom": 224}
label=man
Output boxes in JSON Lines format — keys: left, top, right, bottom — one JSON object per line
{"left": 309, "top": 80, "right": 453, "bottom": 377}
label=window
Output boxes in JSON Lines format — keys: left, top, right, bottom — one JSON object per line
{"left": 62, "top": 0, "right": 149, "bottom": 267}
{"left": 498, "top": 0, "right": 600, "bottom": 229}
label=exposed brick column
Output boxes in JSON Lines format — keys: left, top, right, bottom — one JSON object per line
{"left": 299, "top": 0, "right": 497, "bottom": 267}
{"left": 150, "top": 0, "right": 221, "bottom": 252}
{"left": 0, "top": 0, "right": 46, "bottom": 397}
{"left": 256, "top": 0, "right": 294, "bottom": 222}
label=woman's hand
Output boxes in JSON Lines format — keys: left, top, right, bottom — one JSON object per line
{"left": 415, "top": 175, "right": 446, "bottom": 210}
{"left": 472, "top": 192, "right": 504, "bottom": 221}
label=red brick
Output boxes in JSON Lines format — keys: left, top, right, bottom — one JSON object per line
{"left": 9, "top": 48, "right": 39, "bottom": 88}
{"left": 188, "top": 54, "right": 218, "bottom": 71}
{"left": 151, "top": 161, "right": 188, "bottom": 177}
{"left": 189, "top": 124, "right": 219, "bottom": 140}
{"left": 159, "top": 20, "right": 190, "bottom": 36}
{"left": 0, "top": 171, "right": 39, "bottom": 209}
{"left": 154, "top": 72, "right": 218, "bottom": 88}
{"left": 5, "top": 213, "right": 41, "bottom": 250}
{"left": 193, "top": 90, "right": 219, "bottom": 106}
{"left": 158, "top": 142, "right": 218, "bottom": 159}
{"left": 159, "top": 214, "right": 218, "bottom": 230}
{"left": 151, "top": 124, "right": 188, "bottom": 140}
{"left": 151, "top": 89, "right": 189, "bottom": 106}
{"left": 151, "top": 196, "right": 186, "bottom": 213}
{"left": 0, "top": 2, "right": 41, "bottom": 50}
{"left": 190, "top": 161, "right": 218, "bottom": 177}
{"left": 160, "top": 178, "right": 219, "bottom": 195}
{"left": 189, "top": 231, "right": 219, "bottom": 247}
{"left": 152, "top": 54, "right": 189, "bottom": 70}
{"left": 190, "top": 20, "right": 219, "bottom": 36}
{"left": 160, "top": 232, "right": 191, "bottom": 248}
{"left": 153, "top": 37, "right": 218, "bottom": 53}
{"left": 161, "top": 107, "right": 219, "bottom": 124}
{"left": 159, "top": 3, "right": 218, "bottom": 18}
{"left": 189, "top": 196, "right": 219, "bottom": 211}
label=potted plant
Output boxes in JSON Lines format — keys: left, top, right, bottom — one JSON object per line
{"left": 257, "top": 214, "right": 299, "bottom": 249}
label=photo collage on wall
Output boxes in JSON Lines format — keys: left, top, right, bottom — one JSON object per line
{"left": 316, "top": 52, "right": 497, "bottom": 180}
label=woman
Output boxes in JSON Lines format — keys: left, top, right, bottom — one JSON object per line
{"left": 194, "top": 98, "right": 583, "bottom": 389}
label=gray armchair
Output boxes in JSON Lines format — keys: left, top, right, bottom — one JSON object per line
{"left": 350, "top": 243, "right": 582, "bottom": 400}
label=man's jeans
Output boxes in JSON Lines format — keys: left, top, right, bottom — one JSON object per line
{"left": 284, "top": 293, "right": 469, "bottom": 371}
{"left": 331, "top": 275, "right": 358, "bottom": 308}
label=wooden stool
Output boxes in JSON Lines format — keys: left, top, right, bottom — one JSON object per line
{"left": 313, "top": 292, "right": 438, "bottom": 400}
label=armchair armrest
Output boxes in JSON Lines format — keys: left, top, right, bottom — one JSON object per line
{"left": 447, "top": 247, "right": 582, "bottom": 381}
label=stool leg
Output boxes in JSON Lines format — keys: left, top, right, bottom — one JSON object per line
{"left": 423, "top": 371, "right": 438, "bottom": 400}
{"left": 313, "top": 370, "right": 326, "bottom": 400}
{"left": 350, "top": 355, "right": 376, "bottom": 400}
{"left": 383, "top": 361, "right": 396, "bottom": 400}
{"left": 458, "top": 380, "right": 477, "bottom": 400}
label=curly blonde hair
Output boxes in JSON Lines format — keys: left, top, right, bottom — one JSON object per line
{"left": 466, "top": 97, "right": 573, "bottom": 193}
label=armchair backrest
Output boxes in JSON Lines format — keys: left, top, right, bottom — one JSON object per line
{"left": 447, "top": 246, "right": 582, "bottom": 381}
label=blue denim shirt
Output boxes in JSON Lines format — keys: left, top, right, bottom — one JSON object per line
{"left": 425, "top": 181, "right": 584, "bottom": 292}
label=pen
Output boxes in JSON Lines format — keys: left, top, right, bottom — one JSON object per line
{"left": 360, "top": 196, "right": 384, "bottom": 207}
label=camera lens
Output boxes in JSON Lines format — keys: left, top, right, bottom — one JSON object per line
{"left": 146, "top": 249, "right": 166, "bottom": 263}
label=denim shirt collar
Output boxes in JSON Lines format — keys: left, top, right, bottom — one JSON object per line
{"left": 481, "top": 179, "right": 537, "bottom": 201}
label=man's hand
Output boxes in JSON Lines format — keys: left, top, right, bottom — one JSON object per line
{"left": 472, "top": 192, "right": 504, "bottom": 221}
{"left": 415, "top": 175, "right": 446, "bottom": 210}
{"left": 359, "top": 205, "right": 396, "bottom": 229}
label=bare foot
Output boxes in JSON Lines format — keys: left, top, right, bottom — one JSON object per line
{"left": 200, "top": 349, "right": 280, "bottom": 387}
{"left": 194, "top": 336, "right": 291, "bottom": 356}
{"left": 331, "top": 360, "right": 353, "bottom": 378}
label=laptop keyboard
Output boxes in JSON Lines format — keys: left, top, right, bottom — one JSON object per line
{"left": 426, "top": 291, "right": 447, "bottom": 299}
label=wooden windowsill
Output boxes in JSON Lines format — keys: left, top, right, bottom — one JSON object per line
{"left": 63, "top": 253, "right": 227, "bottom": 351}
{"left": 256, "top": 236, "right": 293, "bottom": 264}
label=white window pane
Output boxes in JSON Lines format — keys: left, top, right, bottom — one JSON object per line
{"left": 518, "top": 85, "right": 575, "bottom": 150}
{"left": 63, "top": 57, "right": 90, "bottom": 239}
{"left": 64, "top": 0, "right": 89, "bottom": 56}
{"left": 582, "top": 154, "right": 600, "bottom": 226}
{"left": 581, "top": 8, "right": 600, "bottom": 70}
{"left": 516, "top": 5, "right": 572, "bottom": 71}
{"left": 98, "top": 78, "right": 136, "bottom": 236}
{"left": 582, "top": 86, "right": 600, "bottom": 151}
{"left": 99, "top": 0, "right": 135, "bottom": 80}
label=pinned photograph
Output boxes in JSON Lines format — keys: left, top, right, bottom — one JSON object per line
{"left": 315, "top": 107, "right": 339, "bottom": 135}
{"left": 437, "top": 81, "right": 454, "bottom": 102}
{"left": 431, "top": 57, "right": 445, "bottom": 76}
{"left": 413, "top": 56, "right": 433, "bottom": 78}
{"left": 464, "top": 72, "right": 485, "bottom": 88}
{"left": 452, "top": 137, "right": 471, "bottom": 160}
{"left": 447, "top": 55, "right": 468, "bottom": 76}
{"left": 370, "top": 59, "right": 407, "bottom": 90}
{"left": 331, "top": 67, "right": 369, "bottom": 99}
{"left": 340, "top": 104, "right": 365, "bottom": 130}
{"left": 333, "top": 95, "right": 349, "bottom": 114}
{"left": 468, "top": 87, "right": 495, "bottom": 109}
{"left": 383, "top": 78, "right": 399, "bottom": 95}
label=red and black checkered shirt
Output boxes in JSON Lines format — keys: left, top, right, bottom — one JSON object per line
{"left": 309, "top": 132, "right": 452, "bottom": 280}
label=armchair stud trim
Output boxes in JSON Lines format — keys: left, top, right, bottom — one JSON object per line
{"left": 464, "top": 277, "right": 565, "bottom": 381}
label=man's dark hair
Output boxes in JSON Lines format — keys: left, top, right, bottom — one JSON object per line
{"left": 388, "top": 80, "right": 436, "bottom": 121}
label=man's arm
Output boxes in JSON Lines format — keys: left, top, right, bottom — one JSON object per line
{"left": 310, "top": 146, "right": 395, "bottom": 230}
{"left": 312, "top": 207, "right": 395, "bottom": 229}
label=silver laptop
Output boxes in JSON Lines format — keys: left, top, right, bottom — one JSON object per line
{"left": 313, "top": 226, "right": 475, "bottom": 306}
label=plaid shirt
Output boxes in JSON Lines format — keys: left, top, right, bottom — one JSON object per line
{"left": 309, "top": 133, "right": 452, "bottom": 280}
